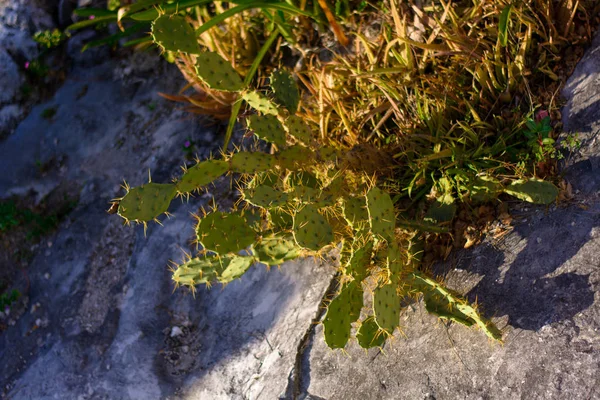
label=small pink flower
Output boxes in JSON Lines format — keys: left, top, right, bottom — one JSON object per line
{"left": 535, "top": 109, "right": 549, "bottom": 122}
{"left": 24, "top": 61, "right": 30, "bottom": 69}
{"left": 184, "top": 141, "right": 191, "bottom": 148}
{"left": 89, "top": 15, "right": 95, "bottom": 20}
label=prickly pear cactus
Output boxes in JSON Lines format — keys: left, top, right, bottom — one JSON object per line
{"left": 177, "top": 159, "right": 228, "bottom": 194}
{"left": 270, "top": 69, "right": 300, "bottom": 113}
{"left": 195, "top": 51, "right": 244, "bottom": 92}
{"left": 243, "top": 91, "right": 279, "bottom": 116}
{"left": 196, "top": 211, "right": 256, "bottom": 254}
{"left": 118, "top": 182, "right": 176, "bottom": 223}
{"left": 503, "top": 178, "right": 558, "bottom": 204}
{"left": 114, "top": 68, "right": 505, "bottom": 353}
{"left": 151, "top": 14, "right": 200, "bottom": 54}
{"left": 247, "top": 115, "right": 287, "bottom": 147}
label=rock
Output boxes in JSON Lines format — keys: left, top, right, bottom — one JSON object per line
{"left": 0, "top": 49, "right": 22, "bottom": 105}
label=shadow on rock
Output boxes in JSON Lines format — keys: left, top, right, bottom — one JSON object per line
{"left": 459, "top": 192, "right": 599, "bottom": 331}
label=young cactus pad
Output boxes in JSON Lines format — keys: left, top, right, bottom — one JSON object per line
{"left": 151, "top": 15, "right": 200, "bottom": 54}
{"left": 229, "top": 152, "right": 277, "bottom": 174}
{"left": 284, "top": 116, "right": 313, "bottom": 145}
{"left": 242, "top": 91, "right": 279, "bottom": 116}
{"left": 503, "top": 178, "right": 559, "bottom": 204}
{"left": 195, "top": 51, "right": 244, "bottom": 92}
{"left": 118, "top": 182, "right": 177, "bottom": 222}
{"left": 177, "top": 160, "right": 228, "bottom": 194}
{"left": 366, "top": 187, "right": 396, "bottom": 241}
{"left": 293, "top": 205, "right": 334, "bottom": 251}
{"left": 247, "top": 115, "right": 286, "bottom": 147}
{"left": 243, "top": 185, "right": 289, "bottom": 208}
{"left": 270, "top": 69, "right": 300, "bottom": 113}
{"left": 373, "top": 282, "right": 401, "bottom": 334}
{"left": 253, "top": 235, "right": 301, "bottom": 266}
{"left": 323, "top": 281, "right": 363, "bottom": 349}
{"left": 196, "top": 211, "right": 256, "bottom": 254}
{"left": 356, "top": 317, "right": 386, "bottom": 349}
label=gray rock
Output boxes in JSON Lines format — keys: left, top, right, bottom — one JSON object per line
{"left": 0, "top": 48, "right": 22, "bottom": 104}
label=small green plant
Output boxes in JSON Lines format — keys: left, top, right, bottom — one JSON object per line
{"left": 41, "top": 106, "right": 58, "bottom": 120}
{"left": 0, "top": 289, "right": 20, "bottom": 312}
{"left": 33, "top": 29, "right": 66, "bottom": 49}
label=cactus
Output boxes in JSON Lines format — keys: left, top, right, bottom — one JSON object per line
{"left": 177, "top": 159, "right": 228, "bottom": 194}
{"left": 243, "top": 91, "right": 279, "bottom": 116}
{"left": 293, "top": 204, "right": 334, "bottom": 251}
{"left": 469, "top": 176, "right": 503, "bottom": 203}
{"left": 284, "top": 116, "right": 313, "bottom": 145}
{"left": 408, "top": 271, "right": 503, "bottom": 341}
{"left": 243, "top": 185, "right": 289, "bottom": 208}
{"left": 345, "top": 238, "right": 373, "bottom": 280}
{"left": 366, "top": 187, "right": 395, "bottom": 241}
{"left": 323, "top": 281, "right": 363, "bottom": 349}
{"left": 503, "top": 178, "right": 558, "bottom": 204}
{"left": 357, "top": 316, "right": 386, "bottom": 349}
{"left": 118, "top": 182, "right": 177, "bottom": 222}
{"left": 424, "top": 194, "right": 456, "bottom": 224}
{"left": 270, "top": 69, "right": 300, "bottom": 113}
{"left": 342, "top": 196, "right": 369, "bottom": 229}
{"left": 218, "top": 255, "right": 256, "bottom": 283}
{"left": 253, "top": 235, "right": 301, "bottom": 266}
{"left": 276, "top": 145, "right": 315, "bottom": 171}
{"left": 114, "top": 67, "right": 505, "bottom": 352}
{"left": 196, "top": 211, "right": 256, "bottom": 254}
{"left": 195, "top": 51, "right": 244, "bottom": 92}
{"left": 172, "top": 254, "right": 255, "bottom": 287}
{"left": 151, "top": 14, "right": 200, "bottom": 54}
{"left": 229, "top": 152, "right": 277, "bottom": 174}
{"left": 246, "top": 114, "right": 287, "bottom": 147}
{"left": 373, "top": 282, "right": 401, "bottom": 334}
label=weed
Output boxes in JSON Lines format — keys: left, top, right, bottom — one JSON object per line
{"left": 41, "top": 106, "right": 58, "bottom": 120}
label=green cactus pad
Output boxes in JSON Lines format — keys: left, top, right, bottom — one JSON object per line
{"left": 317, "top": 147, "right": 342, "bottom": 164}
{"left": 172, "top": 255, "right": 224, "bottom": 287}
{"left": 503, "top": 178, "right": 558, "bottom": 204}
{"left": 366, "top": 187, "right": 396, "bottom": 241}
{"left": 270, "top": 69, "right": 300, "bottom": 113}
{"left": 323, "top": 281, "right": 363, "bottom": 349}
{"left": 470, "top": 176, "right": 503, "bottom": 203}
{"left": 253, "top": 235, "right": 301, "bottom": 266}
{"left": 342, "top": 197, "right": 369, "bottom": 228}
{"left": 346, "top": 239, "right": 373, "bottom": 281}
{"left": 246, "top": 114, "right": 286, "bottom": 147}
{"left": 218, "top": 255, "right": 255, "bottom": 283}
{"left": 290, "top": 185, "right": 320, "bottom": 203}
{"left": 195, "top": 51, "right": 244, "bottom": 92}
{"left": 242, "top": 91, "right": 279, "bottom": 116}
{"left": 276, "top": 145, "right": 315, "bottom": 171}
{"left": 408, "top": 271, "right": 503, "bottom": 341}
{"left": 424, "top": 194, "right": 456, "bottom": 224}
{"left": 243, "top": 185, "right": 289, "bottom": 208}
{"left": 357, "top": 317, "right": 386, "bottom": 349}
{"left": 230, "top": 152, "right": 276, "bottom": 174}
{"left": 177, "top": 160, "right": 228, "bottom": 194}
{"left": 284, "top": 171, "right": 320, "bottom": 189}
{"left": 373, "top": 282, "right": 401, "bottom": 334}
{"left": 196, "top": 211, "right": 256, "bottom": 254}
{"left": 293, "top": 205, "right": 334, "bottom": 251}
{"left": 386, "top": 242, "right": 405, "bottom": 281}
{"left": 151, "top": 15, "right": 200, "bottom": 54}
{"left": 118, "top": 182, "right": 176, "bottom": 222}
{"left": 284, "top": 116, "right": 313, "bottom": 145}
{"left": 268, "top": 207, "right": 294, "bottom": 229}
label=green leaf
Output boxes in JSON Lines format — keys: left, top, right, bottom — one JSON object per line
{"left": 503, "top": 179, "right": 558, "bottom": 204}
{"left": 498, "top": 5, "right": 512, "bottom": 47}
